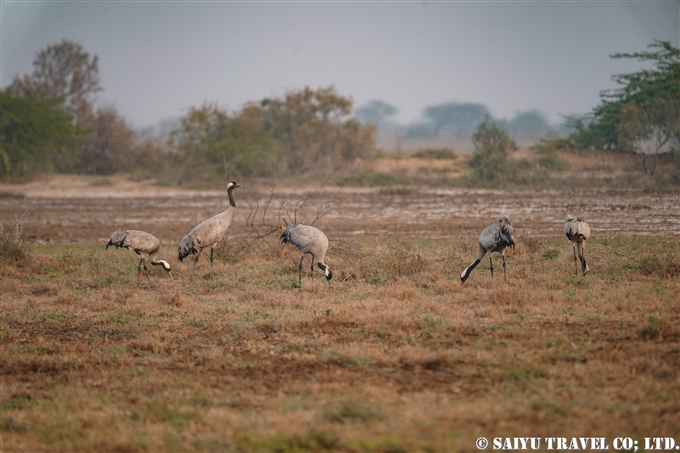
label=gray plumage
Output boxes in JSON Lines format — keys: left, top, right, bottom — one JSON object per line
{"left": 461, "top": 216, "right": 516, "bottom": 284}
{"left": 178, "top": 181, "right": 244, "bottom": 274}
{"left": 106, "top": 229, "right": 172, "bottom": 283}
{"left": 564, "top": 217, "right": 591, "bottom": 276}
{"left": 280, "top": 224, "right": 333, "bottom": 288}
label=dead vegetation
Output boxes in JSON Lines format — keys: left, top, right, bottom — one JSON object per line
{"left": 1, "top": 231, "right": 679, "bottom": 452}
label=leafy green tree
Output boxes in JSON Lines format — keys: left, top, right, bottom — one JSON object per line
{"left": 8, "top": 40, "right": 142, "bottom": 175}
{"left": 0, "top": 91, "right": 77, "bottom": 179}
{"left": 570, "top": 41, "right": 680, "bottom": 150}
{"left": 259, "top": 86, "right": 375, "bottom": 173}
{"left": 171, "top": 103, "right": 279, "bottom": 181}
{"left": 469, "top": 116, "right": 519, "bottom": 183}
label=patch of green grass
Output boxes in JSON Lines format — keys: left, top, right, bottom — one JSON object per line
{"left": 323, "top": 399, "right": 384, "bottom": 424}
{"left": 504, "top": 364, "right": 548, "bottom": 382}
{"left": 106, "top": 308, "right": 143, "bottom": 324}
{"left": 343, "top": 291, "right": 370, "bottom": 300}
{"left": 139, "top": 399, "right": 201, "bottom": 428}
{"left": 235, "top": 429, "right": 341, "bottom": 453}
{"left": 344, "top": 355, "right": 376, "bottom": 367}
{"left": 542, "top": 248, "right": 560, "bottom": 260}
{"left": 187, "top": 319, "right": 206, "bottom": 328}
{"left": 421, "top": 313, "right": 450, "bottom": 327}
{"left": 1, "top": 393, "right": 33, "bottom": 410}
{"left": 537, "top": 153, "right": 569, "bottom": 171}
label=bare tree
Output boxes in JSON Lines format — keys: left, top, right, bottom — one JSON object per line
{"left": 241, "top": 165, "right": 348, "bottom": 243}
{"left": 617, "top": 100, "right": 673, "bottom": 175}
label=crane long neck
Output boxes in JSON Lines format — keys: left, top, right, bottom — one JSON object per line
{"left": 227, "top": 187, "right": 236, "bottom": 207}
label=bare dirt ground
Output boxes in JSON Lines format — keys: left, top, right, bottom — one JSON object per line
{"left": 2, "top": 175, "right": 679, "bottom": 246}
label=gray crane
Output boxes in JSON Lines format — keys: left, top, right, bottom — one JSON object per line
{"left": 106, "top": 229, "right": 172, "bottom": 283}
{"left": 178, "top": 181, "right": 244, "bottom": 274}
{"left": 564, "top": 217, "right": 591, "bottom": 276}
{"left": 460, "top": 216, "right": 515, "bottom": 284}
{"left": 280, "top": 224, "right": 333, "bottom": 288}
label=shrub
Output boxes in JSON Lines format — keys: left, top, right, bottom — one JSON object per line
{"left": 468, "top": 117, "right": 519, "bottom": 183}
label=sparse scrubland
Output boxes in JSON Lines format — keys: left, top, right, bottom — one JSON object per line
{"left": 1, "top": 186, "right": 679, "bottom": 451}
{"left": 2, "top": 39, "right": 679, "bottom": 452}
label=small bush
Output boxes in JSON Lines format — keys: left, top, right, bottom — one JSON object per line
{"left": 638, "top": 252, "right": 680, "bottom": 279}
{"left": 538, "top": 153, "right": 569, "bottom": 171}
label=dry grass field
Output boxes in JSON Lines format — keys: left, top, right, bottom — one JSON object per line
{"left": 1, "top": 160, "right": 679, "bottom": 452}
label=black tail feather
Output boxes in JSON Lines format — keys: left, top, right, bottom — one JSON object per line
{"left": 178, "top": 236, "right": 197, "bottom": 262}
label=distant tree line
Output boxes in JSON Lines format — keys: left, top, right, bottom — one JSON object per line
{"left": 355, "top": 100, "right": 564, "bottom": 140}
{"left": 170, "top": 87, "right": 375, "bottom": 183}
{"left": 1, "top": 41, "right": 374, "bottom": 182}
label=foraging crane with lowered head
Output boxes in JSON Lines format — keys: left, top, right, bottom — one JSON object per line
{"left": 460, "top": 216, "right": 515, "bottom": 284}
{"left": 564, "top": 217, "right": 591, "bottom": 276}
{"left": 178, "top": 181, "right": 244, "bottom": 274}
{"left": 280, "top": 223, "right": 333, "bottom": 288}
{"left": 106, "top": 229, "right": 172, "bottom": 284}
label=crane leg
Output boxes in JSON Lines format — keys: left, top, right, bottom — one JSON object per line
{"left": 144, "top": 260, "right": 152, "bottom": 284}
{"left": 502, "top": 253, "right": 507, "bottom": 282}
{"left": 579, "top": 242, "right": 589, "bottom": 276}
{"left": 192, "top": 249, "right": 204, "bottom": 276}
{"left": 489, "top": 255, "right": 494, "bottom": 278}
{"left": 137, "top": 259, "right": 143, "bottom": 284}
{"left": 310, "top": 258, "right": 315, "bottom": 281}
{"left": 298, "top": 255, "right": 304, "bottom": 288}
{"left": 209, "top": 248, "right": 215, "bottom": 275}
{"left": 572, "top": 244, "right": 579, "bottom": 275}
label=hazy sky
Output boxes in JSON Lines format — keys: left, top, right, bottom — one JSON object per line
{"left": 2, "top": 1, "right": 679, "bottom": 128}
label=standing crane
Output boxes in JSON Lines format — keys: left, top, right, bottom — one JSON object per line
{"left": 280, "top": 224, "right": 333, "bottom": 288}
{"left": 178, "top": 181, "right": 244, "bottom": 274}
{"left": 106, "top": 229, "right": 172, "bottom": 284}
{"left": 564, "top": 217, "right": 591, "bottom": 276}
{"left": 460, "top": 216, "right": 515, "bottom": 284}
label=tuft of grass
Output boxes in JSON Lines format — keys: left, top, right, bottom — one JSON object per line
{"left": 1, "top": 393, "right": 33, "bottom": 410}
{"left": 638, "top": 252, "right": 680, "bottom": 279}
{"left": 322, "top": 399, "right": 384, "bottom": 424}
{"left": 411, "top": 148, "right": 457, "bottom": 160}
{"left": 504, "top": 364, "right": 548, "bottom": 382}
{"left": 542, "top": 248, "right": 560, "bottom": 260}
{"left": 537, "top": 153, "right": 569, "bottom": 171}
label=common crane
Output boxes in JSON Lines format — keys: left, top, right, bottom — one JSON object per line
{"left": 460, "top": 216, "right": 515, "bottom": 284}
{"left": 280, "top": 224, "right": 333, "bottom": 288}
{"left": 564, "top": 217, "right": 591, "bottom": 276}
{"left": 106, "top": 229, "right": 172, "bottom": 284}
{"left": 178, "top": 181, "right": 244, "bottom": 274}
